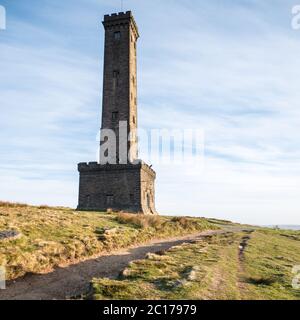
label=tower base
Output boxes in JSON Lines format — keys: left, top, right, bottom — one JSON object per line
{"left": 77, "top": 162, "right": 157, "bottom": 215}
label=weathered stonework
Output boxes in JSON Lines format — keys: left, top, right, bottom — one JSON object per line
{"left": 101, "top": 11, "right": 139, "bottom": 163}
{"left": 77, "top": 162, "right": 156, "bottom": 215}
{"left": 77, "top": 11, "right": 157, "bottom": 215}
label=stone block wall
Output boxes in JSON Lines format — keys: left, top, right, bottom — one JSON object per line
{"left": 77, "top": 162, "right": 156, "bottom": 214}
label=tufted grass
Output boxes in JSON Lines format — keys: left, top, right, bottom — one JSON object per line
{"left": 92, "top": 229, "right": 300, "bottom": 300}
{"left": 0, "top": 202, "right": 217, "bottom": 280}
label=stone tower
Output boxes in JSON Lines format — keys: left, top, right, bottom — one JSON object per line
{"left": 101, "top": 11, "right": 138, "bottom": 164}
{"left": 77, "top": 11, "right": 157, "bottom": 215}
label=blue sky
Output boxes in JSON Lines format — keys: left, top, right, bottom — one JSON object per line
{"left": 1, "top": 0, "right": 300, "bottom": 224}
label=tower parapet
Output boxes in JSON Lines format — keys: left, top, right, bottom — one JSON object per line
{"left": 103, "top": 11, "right": 139, "bottom": 39}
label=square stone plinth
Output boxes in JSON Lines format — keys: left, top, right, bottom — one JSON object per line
{"left": 77, "top": 162, "right": 156, "bottom": 215}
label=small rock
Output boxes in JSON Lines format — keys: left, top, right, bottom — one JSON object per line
{"left": 0, "top": 230, "right": 22, "bottom": 241}
{"left": 275, "top": 256, "right": 284, "bottom": 260}
{"left": 104, "top": 228, "right": 118, "bottom": 235}
{"left": 187, "top": 266, "right": 200, "bottom": 281}
{"left": 188, "top": 270, "right": 197, "bottom": 281}
{"left": 146, "top": 253, "right": 170, "bottom": 261}
{"left": 173, "top": 279, "right": 188, "bottom": 288}
{"left": 121, "top": 268, "right": 132, "bottom": 277}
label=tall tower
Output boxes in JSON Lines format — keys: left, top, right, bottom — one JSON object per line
{"left": 101, "top": 12, "right": 138, "bottom": 164}
{"left": 77, "top": 11, "right": 157, "bottom": 215}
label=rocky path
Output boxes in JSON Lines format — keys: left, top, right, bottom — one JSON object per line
{"left": 0, "top": 230, "right": 225, "bottom": 300}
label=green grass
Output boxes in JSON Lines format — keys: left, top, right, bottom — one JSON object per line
{"left": 92, "top": 229, "right": 300, "bottom": 300}
{"left": 241, "top": 229, "right": 300, "bottom": 300}
{"left": 0, "top": 202, "right": 217, "bottom": 280}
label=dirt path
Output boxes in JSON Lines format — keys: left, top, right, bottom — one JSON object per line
{"left": 237, "top": 230, "right": 254, "bottom": 297}
{"left": 0, "top": 230, "right": 224, "bottom": 300}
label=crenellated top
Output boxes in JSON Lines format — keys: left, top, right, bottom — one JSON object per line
{"left": 104, "top": 11, "right": 132, "bottom": 20}
{"left": 103, "top": 11, "right": 139, "bottom": 39}
{"left": 78, "top": 161, "right": 156, "bottom": 177}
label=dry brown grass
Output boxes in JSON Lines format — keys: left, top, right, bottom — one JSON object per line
{"left": 171, "top": 216, "right": 199, "bottom": 229}
{"left": 116, "top": 213, "right": 162, "bottom": 229}
{"left": 0, "top": 201, "right": 28, "bottom": 208}
{"left": 37, "top": 205, "right": 51, "bottom": 209}
{"left": 0, "top": 203, "right": 217, "bottom": 280}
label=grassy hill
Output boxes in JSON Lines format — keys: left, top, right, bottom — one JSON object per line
{"left": 92, "top": 228, "right": 300, "bottom": 300}
{"left": 0, "top": 202, "right": 217, "bottom": 280}
{"left": 2, "top": 201, "right": 299, "bottom": 300}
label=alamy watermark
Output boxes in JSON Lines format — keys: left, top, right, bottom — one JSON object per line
{"left": 0, "top": 266, "right": 5, "bottom": 290}
{"left": 0, "top": 5, "right": 6, "bottom": 30}
{"left": 292, "top": 5, "right": 300, "bottom": 29}
{"left": 292, "top": 265, "right": 300, "bottom": 289}
{"left": 96, "top": 123, "right": 205, "bottom": 167}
